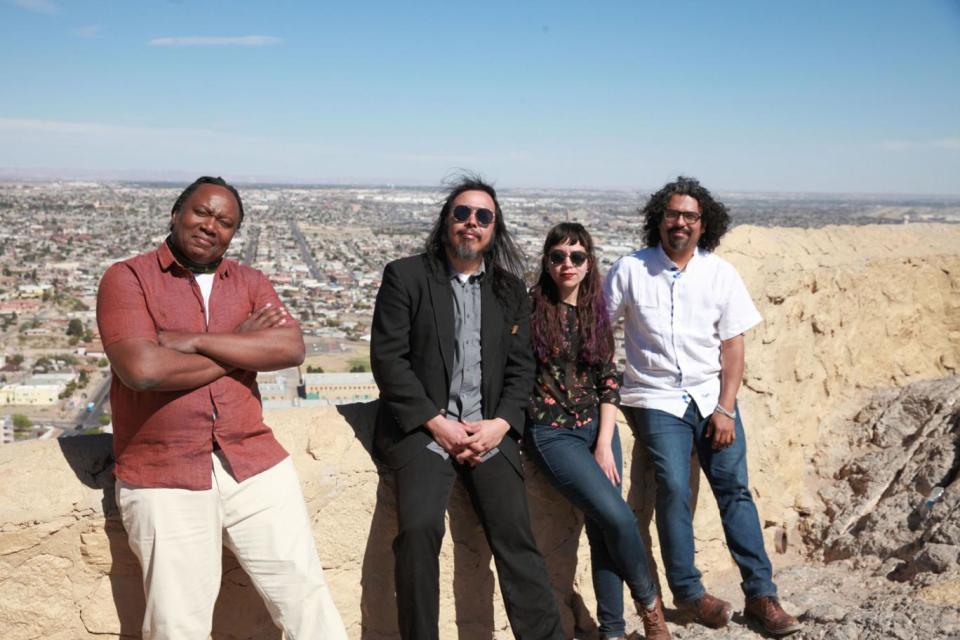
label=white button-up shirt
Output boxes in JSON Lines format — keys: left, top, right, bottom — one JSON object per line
{"left": 604, "top": 244, "right": 761, "bottom": 419}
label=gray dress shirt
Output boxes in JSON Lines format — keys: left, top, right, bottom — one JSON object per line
{"left": 446, "top": 265, "right": 484, "bottom": 423}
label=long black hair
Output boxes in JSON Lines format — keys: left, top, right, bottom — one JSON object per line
{"left": 641, "top": 176, "right": 729, "bottom": 252}
{"left": 424, "top": 172, "right": 526, "bottom": 301}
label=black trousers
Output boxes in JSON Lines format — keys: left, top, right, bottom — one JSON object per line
{"left": 392, "top": 447, "right": 564, "bottom": 640}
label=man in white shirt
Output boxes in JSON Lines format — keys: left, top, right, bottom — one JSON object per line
{"left": 604, "top": 176, "right": 801, "bottom": 636}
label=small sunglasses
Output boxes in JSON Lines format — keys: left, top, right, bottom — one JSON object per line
{"left": 451, "top": 205, "right": 495, "bottom": 227}
{"left": 548, "top": 250, "right": 588, "bottom": 266}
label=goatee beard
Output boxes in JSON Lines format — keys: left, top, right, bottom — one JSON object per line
{"left": 451, "top": 243, "right": 481, "bottom": 261}
{"left": 446, "top": 229, "right": 493, "bottom": 263}
{"left": 666, "top": 232, "right": 691, "bottom": 253}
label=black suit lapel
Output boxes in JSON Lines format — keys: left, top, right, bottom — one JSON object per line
{"left": 480, "top": 275, "right": 503, "bottom": 412}
{"left": 427, "top": 269, "right": 455, "bottom": 384}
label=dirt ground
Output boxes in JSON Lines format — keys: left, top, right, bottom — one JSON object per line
{"left": 302, "top": 339, "right": 370, "bottom": 373}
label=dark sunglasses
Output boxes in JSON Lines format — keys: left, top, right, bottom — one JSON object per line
{"left": 451, "top": 205, "right": 495, "bottom": 227}
{"left": 548, "top": 249, "right": 588, "bottom": 267}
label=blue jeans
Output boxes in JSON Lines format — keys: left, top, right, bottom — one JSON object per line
{"left": 624, "top": 402, "right": 777, "bottom": 603}
{"left": 526, "top": 420, "right": 658, "bottom": 639}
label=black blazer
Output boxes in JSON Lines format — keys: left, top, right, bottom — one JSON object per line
{"left": 370, "top": 253, "right": 535, "bottom": 472}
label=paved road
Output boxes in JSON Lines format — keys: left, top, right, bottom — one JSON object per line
{"left": 59, "top": 373, "right": 111, "bottom": 437}
{"left": 288, "top": 218, "right": 323, "bottom": 280}
{"left": 242, "top": 225, "right": 260, "bottom": 265}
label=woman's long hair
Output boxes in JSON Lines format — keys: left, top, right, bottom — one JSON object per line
{"left": 530, "top": 223, "right": 613, "bottom": 365}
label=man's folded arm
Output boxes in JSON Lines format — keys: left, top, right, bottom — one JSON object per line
{"left": 183, "top": 326, "right": 305, "bottom": 371}
{"left": 370, "top": 262, "right": 441, "bottom": 433}
{"left": 98, "top": 263, "right": 233, "bottom": 392}
{"left": 105, "top": 337, "right": 231, "bottom": 392}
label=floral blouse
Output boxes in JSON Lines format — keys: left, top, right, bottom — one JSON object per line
{"left": 528, "top": 302, "right": 621, "bottom": 429}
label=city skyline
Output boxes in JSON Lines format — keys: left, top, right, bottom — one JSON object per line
{"left": 1, "top": 1, "right": 959, "bottom": 195}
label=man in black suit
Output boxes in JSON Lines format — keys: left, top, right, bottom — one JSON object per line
{"left": 371, "top": 175, "right": 563, "bottom": 640}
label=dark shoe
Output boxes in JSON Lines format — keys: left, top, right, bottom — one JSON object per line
{"left": 678, "top": 592, "right": 732, "bottom": 628}
{"left": 745, "top": 596, "right": 802, "bottom": 636}
{"left": 635, "top": 595, "right": 671, "bottom": 639}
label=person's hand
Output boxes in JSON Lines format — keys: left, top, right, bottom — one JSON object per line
{"left": 424, "top": 415, "right": 471, "bottom": 455}
{"left": 706, "top": 412, "right": 736, "bottom": 450}
{"left": 235, "top": 303, "right": 288, "bottom": 333}
{"left": 593, "top": 441, "right": 621, "bottom": 486}
{"left": 157, "top": 331, "right": 199, "bottom": 354}
{"left": 457, "top": 418, "right": 510, "bottom": 465}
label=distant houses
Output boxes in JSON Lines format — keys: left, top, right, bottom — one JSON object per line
{"left": 300, "top": 372, "right": 378, "bottom": 404}
{"left": 0, "top": 372, "right": 76, "bottom": 405}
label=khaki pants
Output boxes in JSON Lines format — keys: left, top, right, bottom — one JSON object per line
{"left": 117, "top": 454, "right": 347, "bottom": 640}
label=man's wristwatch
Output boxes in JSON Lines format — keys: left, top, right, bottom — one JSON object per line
{"left": 713, "top": 404, "right": 736, "bottom": 420}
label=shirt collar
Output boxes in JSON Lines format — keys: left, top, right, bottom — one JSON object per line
{"left": 449, "top": 259, "right": 486, "bottom": 284}
{"left": 655, "top": 243, "right": 701, "bottom": 273}
{"left": 157, "top": 240, "right": 231, "bottom": 278}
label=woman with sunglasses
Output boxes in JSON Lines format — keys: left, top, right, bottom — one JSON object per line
{"left": 526, "top": 223, "right": 669, "bottom": 640}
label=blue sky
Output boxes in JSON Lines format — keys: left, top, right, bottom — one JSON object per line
{"left": 1, "top": 0, "right": 958, "bottom": 194}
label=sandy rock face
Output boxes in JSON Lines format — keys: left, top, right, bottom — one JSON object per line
{"left": 0, "top": 223, "right": 959, "bottom": 639}
{"left": 805, "top": 376, "right": 960, "bottom": 581}
{"left": 710, "top": 224, "right": 960, "bottom": 562}
{"left": 754, "top": 377, "right": 960, "bottom": 640}
{"left": 611, "top": 376, "right": 960, "bottom": 640}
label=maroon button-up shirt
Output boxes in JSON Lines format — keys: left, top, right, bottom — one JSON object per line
{"left": 97, "top": 241, "right": 291, "bottom": 489}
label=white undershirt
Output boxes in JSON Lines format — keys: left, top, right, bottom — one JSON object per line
{"left": 193, "top": 272, "right": 214, "bottom": 324}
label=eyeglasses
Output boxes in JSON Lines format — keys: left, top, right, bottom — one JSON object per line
{"left": 548, "top": 249, "right": 588, "bottom": 267}
{"left": 451, "top": 205, "right": 495, "bottom": 228}
{"left": 664, "top": 209, "right": 702, "bottom": 224}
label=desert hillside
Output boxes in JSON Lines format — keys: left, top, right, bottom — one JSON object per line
{"left": 1, "top": 223, "right": 958, "bottom": 639}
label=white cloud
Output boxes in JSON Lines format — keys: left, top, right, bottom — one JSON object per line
{"left": 879, "top": 140, "right": 914, "bottom": 151}
{"left": 8, "top": 0, "right": 58, "bottom": 14}
{"left": 880, "top": 137, "right": 960, "bottom": 152}
{"left": 932, "top": 138, "right": 960, "bottom": 150}
{"left": 0, "top": 117, "right": 344, "bottom": 176}
{"left": 73, "top": 25, "right": 100, "bottom": 38}
{"left": 0, "top": 118, "right": 253, "bottom": 143}
{"left": 148, "top": 35, "right": 283, "bottom": 47}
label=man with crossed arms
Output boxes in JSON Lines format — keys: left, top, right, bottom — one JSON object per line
{"left": 97, "top": 176, "right": 346, "bottom": 639}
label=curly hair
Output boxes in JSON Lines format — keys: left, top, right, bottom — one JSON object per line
{"left": 424, "top": 171, "right": 526, "bottom": 303}
{"left": 530, "top": 223, "right": 613, "bottom": 366}
{"left": 641, "top": 176, "right": 730, "bottom": 252}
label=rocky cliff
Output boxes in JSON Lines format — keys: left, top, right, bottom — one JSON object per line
{"left": 1, "top": 223, "right": 958, "bottom": 639}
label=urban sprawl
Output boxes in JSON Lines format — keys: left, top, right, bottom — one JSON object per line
{"left": 2, "top": 181, "right": 957, "bottom": 444}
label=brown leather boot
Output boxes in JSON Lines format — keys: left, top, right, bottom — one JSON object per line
{"left": 678, "top": 592, "right": 732, "bottom": 628}
{"left": 635, "top": 595, "right": 671, "bottom": 640}
{"left": 745, "top": 596, "right": 802, "bottom": 636}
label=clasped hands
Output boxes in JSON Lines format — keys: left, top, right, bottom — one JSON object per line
{"left": 157, "top": 303, "right": 288, "bottom": 353}
{"left": 425, "top": 414, "right": 510, "bottom": 467}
